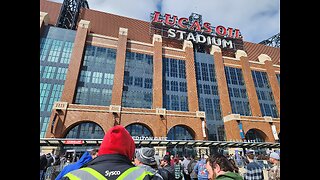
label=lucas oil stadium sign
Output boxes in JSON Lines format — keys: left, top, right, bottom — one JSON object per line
{"left": 150, "top": 11, "right": 242, "bottom": 49}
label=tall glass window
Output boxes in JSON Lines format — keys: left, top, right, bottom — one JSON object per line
{"left": 195, "top": 52, "right": 224, "bottom": 141}
{"left": 40, "top": 26, "right": 76, "bottom": 138}
{"left": 126, "top": 124, "right": 153, "bottom": 137}
{"left": 225, "top": 67, "right": 251, "bottom": 116}
{"left": 65, "top": 122, "right": 105, "bottom": 139}
{"left": 74, "top": 45, "right": 116, "bottom": 106}
{"left": 163, "top": 58, "right": 188, "bottom": 111}
{"left": 122, "top": 51, "right": 153, "bottom": 108}
{"left": 252, "top": 70, "right": 279, "bottom": 118}
{"left": 167, "top": 126, "right": 194, "bottom": 140}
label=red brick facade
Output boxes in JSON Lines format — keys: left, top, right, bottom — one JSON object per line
{"left": 211, "top": 48, "right": 232, "bottom": 117}
{"left": 60, "top": 20, "right": 90, "bottom": 103}
{"left": 239, "top": 53, "right": 262, "bottom": 117}
{"left": 110, "top": 28, "right": 128, "bottom": 106}
{"left": 152, "top": 35, "right": 163, "bottom": 109}
{"left": 41, "top": 0, "right": 280, "bottom": 142}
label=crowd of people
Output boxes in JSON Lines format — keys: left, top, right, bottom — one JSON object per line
{"left": 40, "top": 125, "right": 280, "bottom": 180}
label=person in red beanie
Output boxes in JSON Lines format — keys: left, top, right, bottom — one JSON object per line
{"left": 62, "top": 125, "right": 154, "bottom": 180}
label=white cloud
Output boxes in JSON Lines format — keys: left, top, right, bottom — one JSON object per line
{"left": 49, "top": 0, "right": 279, "bottom": 43}
{"left": 85, "top": 0, "right": 161, "bottom": 21}
{"left": 160, "top": 0, "right": 280, "bottom": 43}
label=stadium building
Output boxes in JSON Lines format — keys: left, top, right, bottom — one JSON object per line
{"left": 40, "top": 0, "right": 280, "bottom": 155}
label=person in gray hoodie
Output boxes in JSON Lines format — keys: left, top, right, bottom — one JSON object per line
{"left": 134, "top": 147, "right": 164, "bottom": 180}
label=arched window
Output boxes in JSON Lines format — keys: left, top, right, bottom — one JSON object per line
{"left": 65, "top": 122, "right": 104, "bottom": 139}
{"left": 167, "top": 125, "right": 194, "bottom": 140}
{"left": 125, "top": 124, "right": 153, "bottom": 137}
{"left": 245, "top": 129, "right": 265, "bottom": 142}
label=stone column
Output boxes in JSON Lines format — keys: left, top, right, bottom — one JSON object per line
{"left": 258, "top": 54, "right": 280, "bottom": 115}
{"left": 111, "top": 28, "right": 128, "bottom": 106}
{"left": 211, "top": 45, "right": 232, "bottom": 117}
{"left": 237, "top": 50, "right": 262, "bottom": 116}
{"left": 60, "top": 20, "right": 91, "bottom": 103}
{"left": 152, "top": 34, "right": 163, "bottom": 108}
{"left": 183, "top": 40, "right": 199, "bottom": 112}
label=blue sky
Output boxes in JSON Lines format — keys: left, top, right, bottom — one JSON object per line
{"left": 50, "top": 0, "right": 280, "bottom": 43}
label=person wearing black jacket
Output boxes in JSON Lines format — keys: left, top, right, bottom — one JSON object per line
{"left": 61, "top": 125, "right": 154, "bottom": 180}
{"left": 40, "top": 153, "right": 48, "bottom": 180}
{"left": 158, "top": 155, "right": 175, "bottom": 180}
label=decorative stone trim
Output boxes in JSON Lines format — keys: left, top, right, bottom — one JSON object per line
{"left": 196, "top": 111, "right": 206, "bottom": 118}
{"left": 109, "top": 105, "right": 121, "bottom": 113}
{"left": 210, "top": 45, "right": 221, "bottom": 54}
{"left": 156, "top": 108, "right": 166, "bottom": 116}
{"left": 152, "top": 34, "right": 162, "bottom": 44}
{"left": 40, "top": 12, "right": 49, "bottom": 25}
{"left": 258, "top": 54, "right": 272, "bottom": 63}
{"left": 52, "top": 101, "right": 68, "bottom": 111}
{"left": 235, "top": 50, "right": 247, "bottom": 59}
{"left": 88, "top": 33, "right": 118, "bottom": 40}
{"left": 264, "top": 116, "right": 273, "bottom": 122}
{"left": 119, "top": 27, "right": 128, "bottom": 36}
{"left": 163, "top": 46, "right": 184, "bottom": 52}
{"left": 223, "top": 114, "right": 241, "bottom": 122}
{"left": 78, "top": 20, "right": 91, "bottom": 29}
{"left": 183, "top": 40, "right": 193, "bottom": 50}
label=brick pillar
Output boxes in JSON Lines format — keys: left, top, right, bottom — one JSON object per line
{"left": 223, "top": 115, "right": 242, "bottom": 141}
{"left": 152, "top": 34, "right": 163, "bottom": 108}
{"left": 60, "top": 20, "right": 91, "bottom": 103}
{"left": 40, "top": 12, "right": 49, "bottom": 36}
{"left": 258, "top": 54, "right": 280, "bottom": 115}
{"left": 210, "top": 45, "right": 232, "bottom": 117}
{"left": 236, "top": 50, "right": 262, "bottom": 116}
{"left": 225, "top": 121, "right": 242, "bottom": 141}
{"left": 111, "top": 28, "right": 128, "bottom": 105}
{"left": 183, "top": 40, "right": 199, "bottom": 112}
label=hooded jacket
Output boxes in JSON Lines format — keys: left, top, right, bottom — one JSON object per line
{"left": 158, "top": 164, "right": 175, "bottom": 180}
{"left": 216, "top": 171, "right": 244, "bottom": 180}
{"left": 138, "top": 164, "right": 163, "bottom": 180}
{"left": 98, "top": 125, "right": 135, "bottom": 160}
{"left": 55, "top": 151, "right": 92, "bottom": 180}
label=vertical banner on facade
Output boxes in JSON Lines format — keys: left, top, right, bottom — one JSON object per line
{"left": 202, "top": 121, "right": 206, "bottom": 138}
{"left": 271, "top": 125, "right": 279, "bottom": 140}
{"left": 238, "top": 122, "right": 245, "bottom": 139}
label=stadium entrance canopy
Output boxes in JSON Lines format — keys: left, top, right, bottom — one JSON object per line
{"left": 40, "top": 138, "right": 280, "bottom": 149}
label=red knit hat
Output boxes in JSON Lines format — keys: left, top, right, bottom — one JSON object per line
{"left": 98, "top": 125, "right": 135, "bottom": 160}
